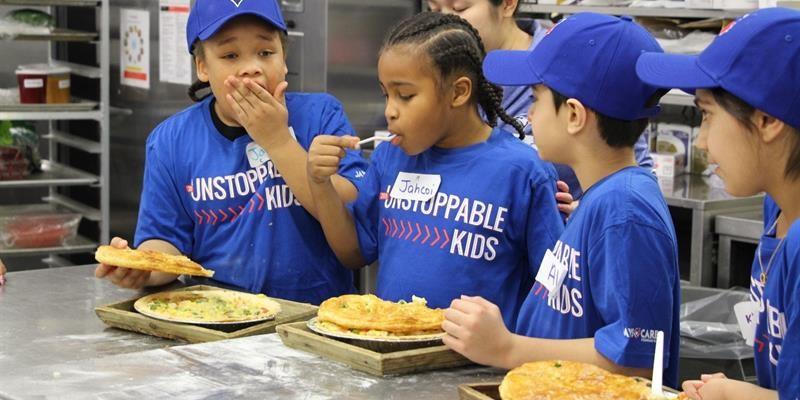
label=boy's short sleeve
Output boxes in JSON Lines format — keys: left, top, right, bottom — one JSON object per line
{"left": 319, "top": 96, "right": 368, "bottom": 185}
{"left": 134, "top": 138, "right": 194, "bottom": 255}
{"left": 589, "top": 223, "right": 678, "bottom": 369}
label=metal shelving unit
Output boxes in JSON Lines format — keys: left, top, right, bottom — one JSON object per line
{"left": 517, "top": 3, "right": 751, "bottom": 19}
{"left": 1, "top": 235, "right": 97, "bottom": 257}
{"left": 11, "top": 28, "right": 98, "bottom": 42}
{"left": 0, "top": 0, "right": 109, "bottom": 262}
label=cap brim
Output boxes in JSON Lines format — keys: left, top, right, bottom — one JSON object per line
{"left": 198, "top": 11, "right": 286, "bottom": 42}
{"left": 636, "top": 52, "right": 718, "bottom": 93}
{"left": 483, "top": 50, "right": 542, "bottom": 87}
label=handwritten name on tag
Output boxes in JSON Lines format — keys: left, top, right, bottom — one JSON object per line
{"left": 245, "top": 127, "right": 298, "bottom": 168}
{"left": 389, "top": 172, "right": 441, "bottom": 202}
{"left": 535, "top": 249, "right": 569, "bottom": 300}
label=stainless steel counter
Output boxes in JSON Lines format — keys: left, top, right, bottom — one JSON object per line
{"left": 0, "top": 266, "right": 502, "bottom": 399}
{"left": 657, "top": 174, "right": 763, "bottom": 287}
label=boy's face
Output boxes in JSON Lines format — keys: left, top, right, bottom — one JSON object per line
{"left": 693, "top": 89, "right": 763, "bottom": 197}
{"left": 196, "top": 15, "right": 287, "bottom": 124}
{"left": 378, "top": 47, "right": 452, "bottom": 156}
{"left": 528, "top": 85, "right": 570, "bottom": 163}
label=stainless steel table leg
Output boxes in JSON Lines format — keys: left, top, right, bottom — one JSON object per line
{"left": 690, "top": 209, "right": 716, "bottom": 286}
{"left": 717, "top": 235, "right": 733, "bottom": 289}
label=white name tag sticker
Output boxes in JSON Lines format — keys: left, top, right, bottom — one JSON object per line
{"left": 244, "top": 127, "right": 298, "bottom": 168}
{"left": 246, "top": 142, "right": 270, "bottom": 168}
{"left": 535, "top": 249, "right": 569, "bottom": 299}
{"left": 734, "top": 300, "right": 758, "bottom": 346}
{"left": 389, "top": 172, "right": 441, "bottom": 202}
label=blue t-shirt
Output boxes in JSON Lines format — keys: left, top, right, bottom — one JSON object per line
{"left": 491, "top": 22, "right": 654, "bottom": 200}
{"left": 134, "top": 93, "right": 368, "bottom": 305}
{"left": 515, "top": 166, "right": 681, "bottom": 388}
{"left": 750, "top": 195, "right": 800, "bottom": 398}
{"left": 349, "top": 128, "right": 564, "bottom": 328}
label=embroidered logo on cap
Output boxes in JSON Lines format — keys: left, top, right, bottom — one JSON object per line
{"left": 230, "top": 0, "right": 244, "bottom": 7}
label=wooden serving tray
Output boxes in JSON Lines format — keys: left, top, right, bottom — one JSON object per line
{"left": 276, "top": 321, "right": 472, "bottom": 376}
{"left": 95, "top": 285, "right": 317, "bottom": 343}
{"left": 458, "top": 379, "right": 681, "bottom": 400}
{"left": 459, "top": 382, "right": 501, "bottom": 400}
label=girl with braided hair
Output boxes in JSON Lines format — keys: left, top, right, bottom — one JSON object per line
{"left": 306, "top": 12, "right": 564, "bottom": 328}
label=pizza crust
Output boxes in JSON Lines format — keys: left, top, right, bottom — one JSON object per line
{"left": 317, "top": 294, "right": 444, "bottom": 334}
{"left": 499, "top": 360, "right": 679, "bottom": 400}
{"left": 94, "top": 245, "right": 214, "bottom": 277}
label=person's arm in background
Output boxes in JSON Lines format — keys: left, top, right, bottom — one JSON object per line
{"left": 634, "top": 130, "right": 654, "bottom": 170}
{"left": 0, "top": 257, "right": 6, "bottom": 285}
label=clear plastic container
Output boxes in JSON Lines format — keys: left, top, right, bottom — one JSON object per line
{"left": 0, "top": 146, "right": 30, "bottom": 180}
{"left": 15, "top": 63, "right": 71, "bottom": 104}
{"left": 0, "top": 205, "right": 81, "bottom": 249}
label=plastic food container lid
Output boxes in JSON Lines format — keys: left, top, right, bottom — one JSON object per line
{"left": 15, "top": 63, "right": 71, "bottom": 75}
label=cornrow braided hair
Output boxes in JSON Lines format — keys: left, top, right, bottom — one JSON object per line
{"left": 382, "top": 12, "right": 526, "bottom": 139}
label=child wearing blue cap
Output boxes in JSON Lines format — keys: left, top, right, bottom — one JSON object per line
{"left": 305, "top": 12, "right": 564, "bottom": 328}
{"left": 638, "top": 7, "right": 800, "bottom": 400}
{"left": 95, "top": 0, "right": 368, "bottom": 305}
{"left": 441, "top": 13, "right": 681, "bottom": 387}
{"left": 428, "top": 0, "right": 655, "bottom": 211}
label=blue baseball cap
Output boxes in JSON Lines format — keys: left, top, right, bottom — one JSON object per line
{"left": 186, "top": 0, "right": 287, "bottom": 53}
{"left": 483, "top": 13, "right": 663, "bottom": 121}
{"left": 637, "top": 7, "right": 800, "bottom": 130}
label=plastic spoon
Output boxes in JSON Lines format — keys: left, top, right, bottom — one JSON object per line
{"left": 357, "top": 134, "right": 395, "bottom": 146}
{"left": 651, "top": 330, "right": 677, "bottom": 399}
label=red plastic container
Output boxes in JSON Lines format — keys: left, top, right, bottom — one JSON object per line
{"left": 0, "top": 205, "right": 81, "bottom": 249}
{"left": 15, "top": 64, "right": 71, "bottom": 104}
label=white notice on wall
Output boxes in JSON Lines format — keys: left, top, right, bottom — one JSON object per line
{"left": 120, "top": 8, "right": 151, "bottom": 89}
{"left": 159, "top": 0, "right": 192, "bottom": 85}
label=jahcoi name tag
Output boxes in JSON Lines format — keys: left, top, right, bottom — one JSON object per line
{"left": 389, "top": 172, "right": 441, "bottom": 202}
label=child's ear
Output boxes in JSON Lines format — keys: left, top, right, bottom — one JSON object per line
{"left": 195, "top": 55, "right": 210, "bottom": 83}
{"left": 754, "top": 110, "right": 789, "bottom": 144}
{"left": 501, "top": 0, "right": 519, "bottom": 18}
{"left": 564, "top": 98, "right": 589, "bottom": 136}
{"left": 450, "top": 76, "right": 473, "bottom": 108}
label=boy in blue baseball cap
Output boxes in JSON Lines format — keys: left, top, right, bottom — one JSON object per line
{"left": 442, "top": 13, "right": 681, "bottom": 387}
{"left": 638, "top": 7, "right": 800, "bottom": 400}
{"left": 95, "top": 0, "right": 368, "bottom": 305}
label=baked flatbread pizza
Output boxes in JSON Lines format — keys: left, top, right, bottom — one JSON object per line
{"left": 94, "top": 245, "right": 214, "bottom": 277}
{"left": 316, "top": 294, "right": 444, "bottom": 337}
{"left": 134, "top": 289, "right": 280, "bottom": 324}
{"left": 500, "top": 360, "right": 683, "bottom": 400}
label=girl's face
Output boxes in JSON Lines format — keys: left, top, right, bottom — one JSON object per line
{"left": 694, "top": 89, "right": 763, "bottom": 197}
{"left": 196, "top": 16, "right": 287, "bottom": 123}
{"left": 429, "top": 0, "right": 507, "bottom": 52}
{"left": 378, "top": 47, "right": 452, "bottom": 155}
